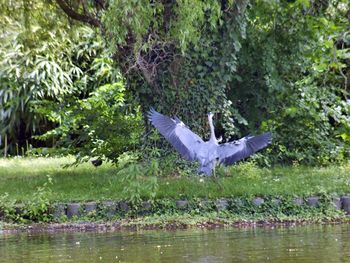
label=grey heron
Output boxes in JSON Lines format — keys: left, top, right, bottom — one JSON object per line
{"left": 148, "top": 109, "right": 272, "bottom": 176}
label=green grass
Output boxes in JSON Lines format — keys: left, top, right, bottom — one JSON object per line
{"left": 0, "top": 157, "right": 350, "bottom": 202}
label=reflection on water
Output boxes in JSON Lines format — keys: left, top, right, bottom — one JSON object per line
{"left": 1, "top": 224, "right": 350, "bottom": 262}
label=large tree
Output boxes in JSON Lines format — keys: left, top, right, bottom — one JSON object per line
{"left": 54, "top": 0, "right": 250, "bottom": 137}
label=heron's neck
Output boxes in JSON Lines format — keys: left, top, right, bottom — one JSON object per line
{"left": 208, "top": 115, "right": 217, "bottom": 143}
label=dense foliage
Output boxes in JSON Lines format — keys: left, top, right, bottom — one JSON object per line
{"left": 231, "top": 0, "right": 350, "bottom": 164}
{"left": 0, "top": 1, "right": 141, "bottom": 161}
{"left": 0, "top": 0, "right": 349, "bottom": 165}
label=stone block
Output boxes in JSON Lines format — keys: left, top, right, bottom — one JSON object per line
{"left": 118, "top": 201, "right": 129, "bottom": 213}
{"left": 341, "top": 196, "right": 350, "bottom": 215}
{"left": 67, "top": 203, "right": 81, "bottom": 219}
{"left": 271, "top": 198, "right": 281, "bottom": 206}
{"left": 176, "top": 200, "right": 188, "bottom": 209}
{"left": 199, "top": 200, "right": 211, "bottom": 208}
{"left": 233, "top": 199, "right": 245, "bottom": 207}
{"left": 85, "top": 202, "right": 97, "bottom": 213}
{"left": 51, "top": 203, "right": 66, "bottom": 220}
{"left": 216, "top": 199, "right": 229, "bottom": 210}
{"left": 307, "top": 197, "right": 320, "bottom": 208}
{"left": 293, "top": 198, "right": 304, "bottom": 206}
{"left": 102, "top": 201, "right": 117, "bottom": 217}
{"left": 142, "top": 201, "right": 151, "bottom": 210}
{"left": 252, "top": 197, "right": 264, "bottom": 206}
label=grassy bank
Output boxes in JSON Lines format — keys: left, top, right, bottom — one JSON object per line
{"left": 0, "top": 157, "right": 350, "bottom": 202}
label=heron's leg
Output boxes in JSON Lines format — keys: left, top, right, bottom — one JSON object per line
{"left": 225, "top": 166, "right": 229, "bottom": 177}
{"left": 211, "top": 160, "right": 216, "bottom": 178}
{"left": 211, "top": 161, "right": 224, "bottom": 190}
{"left": 212, "top": 175, "right": 224, "bottom": 191}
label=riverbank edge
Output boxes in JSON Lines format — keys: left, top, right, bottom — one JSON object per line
{"left": 1, "top": 195, "right": 350, "bottom": 233}
{"left": 2, "top": 217, "right": 350, "bottom": 234}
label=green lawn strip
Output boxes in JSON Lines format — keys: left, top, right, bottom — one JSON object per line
{"left": 0, "top": 157, "right": 350, "bottom": 202}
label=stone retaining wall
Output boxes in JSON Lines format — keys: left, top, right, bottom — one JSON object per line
{"left": 1, "top": 196, "right": 350, "bottom": 221}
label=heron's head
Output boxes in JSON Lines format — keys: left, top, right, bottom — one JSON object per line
{"left": 208, "top": 112, "right": 214, "bottom": 118}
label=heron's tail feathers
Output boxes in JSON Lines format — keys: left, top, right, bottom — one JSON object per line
{"left": 198, "top": 163, "right": 213, "bottom": 176}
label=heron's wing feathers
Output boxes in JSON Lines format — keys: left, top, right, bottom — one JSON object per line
{"left": 218, "top": 132, "right": 272, "bottom": 165}
{"left": 148, "top": 109, "right": 204, "bottom": 161}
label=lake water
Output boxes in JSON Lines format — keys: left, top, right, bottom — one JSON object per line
{"left": 1, "top": 224, "right": 350, "bottom": 262}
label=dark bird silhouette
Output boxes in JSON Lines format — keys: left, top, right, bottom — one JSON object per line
{"left": 91, "top": 159, "right": 103, "bottom": 167}
{"left": 148, "top": 109, "right": 272, "bottom": 176}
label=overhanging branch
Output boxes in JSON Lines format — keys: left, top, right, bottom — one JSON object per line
{"left": 55, "top": 0, "right": 102, "bottom": 28}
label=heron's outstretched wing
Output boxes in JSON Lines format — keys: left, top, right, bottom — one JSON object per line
{"left": 218, "top": 133, "right": 272, "bottom": 165}
{"left": 148, "top": 109, "right": 204, "bottom": 161}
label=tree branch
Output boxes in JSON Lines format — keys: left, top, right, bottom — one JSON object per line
{"left": 55, "top": 0, "right": 101, "bottom": 28}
